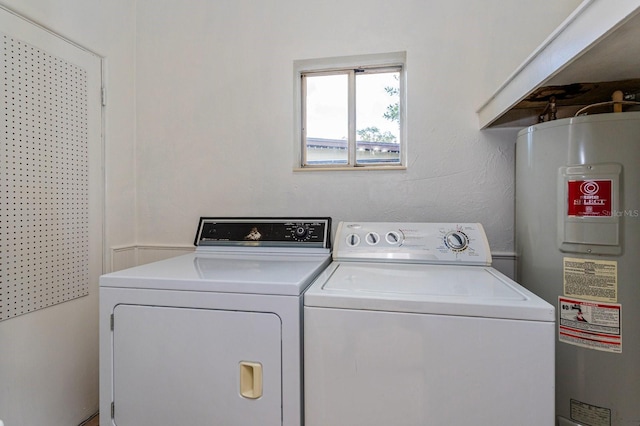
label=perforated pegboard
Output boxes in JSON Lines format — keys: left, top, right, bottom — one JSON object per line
{"left": 1, "top": 33, "right": 89, "bottom": 321}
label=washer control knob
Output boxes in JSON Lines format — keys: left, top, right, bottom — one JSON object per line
{"left": 365, "top": 232, "right": 380, "bottom": 245}
{"left": 444, "top": 231, "right": 469, "bottom": 251}
{"left": 386, "top": 231, "right": 401, "bottom": 245}
{"left": 346, "top": 233, "right": 360, "bottom": 247}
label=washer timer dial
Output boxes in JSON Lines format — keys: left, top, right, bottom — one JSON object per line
{"left": 444, "top": 230, "right": 469, "bottom": 252}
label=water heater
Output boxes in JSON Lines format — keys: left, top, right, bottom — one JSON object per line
{"left": 516, "top": 112, "right": 640, "bottom": 426}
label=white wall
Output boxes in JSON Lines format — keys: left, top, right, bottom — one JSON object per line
{"left": 0, "top": 1, "right": 582, "bottom": 425}
{"left": 0, "top": 1, "right": 136, "bottom": 425}
{"left": 134, "top": 0, "right": 581, "bottom": 254}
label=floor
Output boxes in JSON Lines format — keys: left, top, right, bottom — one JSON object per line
{"left": 80, "top": 414, "right": 99, "bottom": 426}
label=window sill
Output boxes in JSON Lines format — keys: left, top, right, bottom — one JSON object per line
{"left": 293, "top": 165, "right": 407, "bottom": 172}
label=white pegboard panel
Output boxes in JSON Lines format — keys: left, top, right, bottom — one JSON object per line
{"left": 1, "top": 33, "right": 89, "bottom": 321}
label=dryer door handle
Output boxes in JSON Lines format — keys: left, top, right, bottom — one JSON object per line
{"left": 239, "top": 361, "right": 263, "bottom": 399}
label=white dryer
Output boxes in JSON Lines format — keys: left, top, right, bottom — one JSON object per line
{"left": 99, "top": 218, "right": 331, "bottom": 426}
{"left": 304, "top": 222, "right": 555, "bottom": 426}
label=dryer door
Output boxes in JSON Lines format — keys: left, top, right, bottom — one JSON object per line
{"left": 112, "top": 305, "right": 282, "bottom": 425}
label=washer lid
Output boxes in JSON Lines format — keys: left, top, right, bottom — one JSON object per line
{"left": 100, "top": 251, "right": 331, "bottom": 296}
{"left": 304, "top": 263, "right": 554, "bottom": 322}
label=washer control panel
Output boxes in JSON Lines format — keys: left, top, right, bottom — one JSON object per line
{"left": 335, "top": 222, "right": 491, "bottom": 265}
{"left": 195, "top": 217, "right": 331, "bottom": 248}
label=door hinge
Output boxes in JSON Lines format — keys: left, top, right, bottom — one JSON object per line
{"left": 111, "top": 401, "right": 115, "bottom": 419}
{"left": 110, "top": 313, "right": 114, "bottom": 331}
{"left": 101, "top": 86, "right": 107, "bottom": 106}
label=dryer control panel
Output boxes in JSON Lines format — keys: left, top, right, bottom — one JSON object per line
{"left": 195, "top": 217, "right": 331, "bottom": 249}
{"left": 334, "top": 222, "right": 491, "bottom": 265}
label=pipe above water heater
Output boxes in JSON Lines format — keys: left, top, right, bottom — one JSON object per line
{"left": 538, "top": 96, "right": 557, "bottom": 123}
{"left": 574, "top": 90, "right": 640, "bottom": 116}
{"left": 612, "top": 90, "right": 624, "bottom": 113}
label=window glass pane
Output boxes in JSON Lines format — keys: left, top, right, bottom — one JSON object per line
{"left": 305, "top": 74, "right": 348, "bottom": 165}
{"left": 355, "top": 71, "right": 400, "bottom": 165}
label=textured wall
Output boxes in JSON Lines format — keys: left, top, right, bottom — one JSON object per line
{"left": 134, "top": 0, "right": 581, "bottom": 253}
{"left": 0, "top": 1, "right": 582, "bottom": 424}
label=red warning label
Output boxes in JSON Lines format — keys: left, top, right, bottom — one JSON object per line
{"left": 567, "top": 180, "right": 612, "bottom": 217}
{"left": 559, "top": 297, "right": 622, "bottom": 353}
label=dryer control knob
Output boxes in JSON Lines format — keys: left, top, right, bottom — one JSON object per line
{"left": 294, "top": 226, "right": 308, "bottom": 239}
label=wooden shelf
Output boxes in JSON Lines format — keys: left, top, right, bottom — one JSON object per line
{"left": 477, "top": 0, "right": 640, "bottom": 129}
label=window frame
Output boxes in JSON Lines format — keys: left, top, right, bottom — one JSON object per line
{"left": 294, "top": 52, "right": 407, "bottom": 171}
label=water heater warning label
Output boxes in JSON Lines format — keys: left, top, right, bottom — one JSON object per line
{"left": 567, "top": 179, "right": 612, "bottom": 217}
{"left": 559, "top": 297, "right": 622, "bottom": 353}
{"left": 570, "top": 399, "right": 611, "bottom": 426}
{"left": 564, "top": 257, "right": 617, "bottom": 302}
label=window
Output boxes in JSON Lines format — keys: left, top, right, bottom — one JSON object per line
{"left": 295, "top": 53, "right": 406, "bottom": 169}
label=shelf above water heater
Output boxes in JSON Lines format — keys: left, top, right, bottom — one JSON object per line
{"left": 478, "top": 0, "right": 640, "bottom": 129}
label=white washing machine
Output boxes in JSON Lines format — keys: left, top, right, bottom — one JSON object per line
{"left": 304, "top": 222, "right": 555, "bottom": 426}
{"left": 99, "top": 218, "right": 331, "bottom": 426}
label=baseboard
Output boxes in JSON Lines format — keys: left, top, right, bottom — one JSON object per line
{"left": 491, "top": 251, "right": 517, "bottom": 280}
